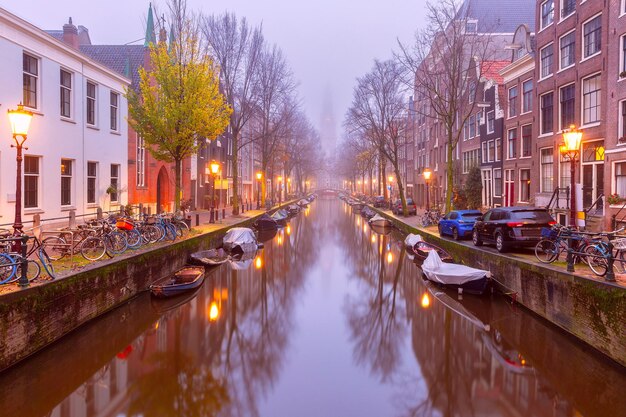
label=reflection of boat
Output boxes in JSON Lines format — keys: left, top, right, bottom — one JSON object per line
{"left": 421, "top": 250, "right": 490, "bottom": 295}
{"left": 370, "top": 223, "right": 392, "bottom": 235}
{"left": 224, "top": 227, "right": 259, "bottom": 253}
{"left": 410, "top": 239, "right": 453, "bottom": 264}
{"left": 351, "top": 203, "right": 364, "bottom": 212}
{"left": 422, "top": 280, "right": 490, "bottom": 331}
{"left": 150, "top": 266, "right": 205, "bottom": 298}
{"left": 229, "top": 251, "right": 256, "bottom": 271}
{"left": 287, "top": 204, "right": 300, "bottom": 215}
{"left": 150, "top": 286, "right": 202, "bottom": 314}
{"left": 271, "top": 209, "right": 289, "bottom": 223}
{"left": 360, "top": 206, "right": 376, "bottom": 219}
{"left": 481, "top": 331, "right": 535, "bottom": 374}
{"left": 189, "top": 248, "right": 230, "bottom": 266}
{"left": 297, "top": 199, "right": 309, "bottom": 207}
{"left": 368, "top": 213, "right": 392, "bottom": 228}
{"left": 254, "top": 213, "right": 279, "bottom": 231}
{"left": 257, "top": 227, "right": 278, "bottom": 242}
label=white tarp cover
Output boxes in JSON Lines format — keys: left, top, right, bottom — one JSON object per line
{"left": 272, "top": 209, "right": 288, "bottom": 220}
{"left": 369, "top": 214, "right": 389, "bottom": 224}
{"left": 223, "top": 227, "right": 257, "bottom": 252}
{"left": 404, "top": 233, "right": 423, "bottom": 248}
{"left": 422, "top": 250, "right": 489, "bottom": 285}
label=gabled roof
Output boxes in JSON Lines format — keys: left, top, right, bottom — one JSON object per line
{"left": 480, "top": 61, "right": 509, "bottom": 84}
{"left": 80, "top": 45, "right": 145, "bottom": 89}
{"left": 458, "top": 0, "right": 535, "bottom": 33}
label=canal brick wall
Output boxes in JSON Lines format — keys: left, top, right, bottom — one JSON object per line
{"left": 0, "top": 213, "right": 264, "bottom": 372}
{"left": 374, "top": 209, "right": 626, "bottom": 368}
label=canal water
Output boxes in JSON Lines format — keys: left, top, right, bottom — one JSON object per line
{"left": 1, "top": 197, "right": 625, "bottom": 417}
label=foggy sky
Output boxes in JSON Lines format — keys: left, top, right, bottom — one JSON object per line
{"left": 4, "top": 0, "right": 426, "bottom": 152}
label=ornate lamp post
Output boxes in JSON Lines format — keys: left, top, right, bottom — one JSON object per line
{"left": 423, "top": 168, "right": 432, "bottom": 211}
{"left": 277, "top": 176, "right": 283, "bottom": 205}
{"left": 560, "top": 125, "right": 583, "bottom": 274}
{"left": 256, "top": 171, "right": 263, "bottom": 209}
{"left": 209, "top": 160, "right": 220, "bottom": 223}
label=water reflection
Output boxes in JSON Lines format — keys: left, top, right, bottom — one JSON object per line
{"left": 0, "top": 198, "right": 624, "bottom": 417}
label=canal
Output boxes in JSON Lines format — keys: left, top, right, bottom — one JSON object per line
{"left": 2, "top": 197, "right": 625, "bottom": 417}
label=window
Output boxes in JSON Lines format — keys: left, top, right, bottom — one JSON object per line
{"left": 615, "top": 162, "right": 626, "bottom": 199}
{"left": 520, "top": 169, "right": 531, "bottom": 202}
{"left": 507, "top": 128, "right": 517, "bottom": 159}
{"left": 582, "top": 74, "right": 601, "bottom": 125}
{"left": 61, "top": 159, "right": 72, "bottom": 206}
{"left": 462, "top": 149, "right": 480, "bottom": 173}
{"left": 541, "top": 93, "right": 554, "bottom": 134}
{"left": 620, "top": 101, "right": 626, "bottom": 145}
{"left": 60, "top": 69, "right": 72, "bottom": 118}
{"left": 508, "top": 86, "right": 518, "bottom": 117}
{"left": 560, "top": 31, "right": 576, "bottom": 69}
{"left": 465, "top": 21, "right": 477, "bottom": 33}
{"left": 495, "top": 138, "right": 501, "bottom": 162}
{"left": 560, "top": 84, "right": 575, "bottom": 130}
{"left": 87, "top": 162, "right": 97, "bottom": 204}
{"left": 621, "top": 35, "right": 626, "bottom": 77}
{"left": 110, "top": 92, "right": 119, "bottom": 131}
{"left": 540, "top": 148, "right": 554, "bottom": 192}
{"left": 482, "top": 142, "right": 488, "bottom": 162}
{"left": 560, "top": 152, "right": 571, "bottom": 188}
{"left": 469, "top": 114, "right": 476, "bottom": 138}
{"left": 494, "top": 169, "right": 502, "bottom": 197}
{"left": 23, "top": 53, "right": 38, "bottom": 109}
{"left": 110, "top": 164, "right": 120, "bottom": 203}
{"left": 86, "top": 81, "right": 97, "bottom": 126}
{"left": 488, "top": 140, "right": 495, "bottom": 162}
{"left": 137, "top": 135, "right": 146, "bottom": 186}
{"left": 540, "top": 44, "right": 554, "bottom": 78}
{"left": 540, "top": 0, "right": 554, "bottom": 29}
{"left": 561, "top": 0, "right": 575, "bottom": 18}
{"left": 24, "top": 156, "right": 39, "bottom": 209}
{"left": 469, "top": 81, "right": 476, "bottom": 103}
{"left": 522, "top": 80, "right": 532, "bottom": 113}
{"left": 487, "top": 111, "right": 495, "bottom": 133}
{"left": 521, "top": 125, "right": 532, "bottom": 158}
{"left": 583, "top": 15, "right": 602, "bottom": 59}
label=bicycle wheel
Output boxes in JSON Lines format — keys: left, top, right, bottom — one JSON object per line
{"left": 613, "top": 250, "right": 626, "bottom": 274}
{"left": 6, "top": 259, "right": 40, "bottom": 283}
{"left": 164, "top": 224, "right": 177, "bottom": 241}
{"left": 80, "top": 236, "right": 106, "bottom": 261}
{"left": 585, "top": 245, "right": 608, "bottom": 276}
{"left": 38, "top": 248, "right": 56, "bottom": 279}
{"left": 42, "top": 236, "right": 68, "bottom": 261}
{"left": 175, "top": 220, "right": 190, "bottom": 237}
{"left": 125, "top": 229, "right": 142, "bottom": 249}
{"left": 140, "top": 225, "right": 160, "bottom": 244}
{"left": 534, "top": 239, "right": 559, "bottom": 263}
{"left": 0, "top": 253, "right": 17, "bottom": 284}
{"left": 105, "top": 231, "right": 128, "bottom": 255}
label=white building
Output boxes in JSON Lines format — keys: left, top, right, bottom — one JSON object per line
{"left": 0, "top": 8, "right": 129, "bottom": 228}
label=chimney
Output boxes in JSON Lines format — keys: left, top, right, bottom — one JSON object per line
{"left": 62, "top": 17, "right": 79, "bottom": 49}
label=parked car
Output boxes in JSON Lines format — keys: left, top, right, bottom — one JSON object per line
{"left": 373, "top": 196, "right": 387, "bottom": 208}
{"left": 472, "top": 206, "right": 556, "bottom": 253}
{"left": 391, "top": 198, "right": 417, "bottom": 215}
{"left": 438, "top": 210, "right": 482, "bottom": 240}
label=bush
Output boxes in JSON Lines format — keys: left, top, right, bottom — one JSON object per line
{"left": 464, "top": 166, "right": 483, "bottom": 209}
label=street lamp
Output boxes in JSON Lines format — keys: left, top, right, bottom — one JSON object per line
{"left": 8, "top": 103, "right": 33, "bottom": 287}
{"left": 256, "top": 171, "right": 263, "bottom": 209}
{"left": 560, "top": 125, "right": 583, "bottom": 228}
{"left": 423, "top": 168, "right": 432, "bottom": 211}
{"left": 209, "top": 160, "right": 221, "bottom": 223}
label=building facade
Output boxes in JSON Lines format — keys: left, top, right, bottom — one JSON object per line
{"left": 0, "top": 8, "right": 129, "bottom": 226}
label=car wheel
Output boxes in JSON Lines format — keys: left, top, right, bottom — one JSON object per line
{"left": 472, "top": 229, "right": 483, "bottom": 246}
{"left": 452, "top": 227, "right": 459, "bottom": 240}
{"left": 438, "top": 225, "right": 444, "bottom": 237}
{"left": 495, "top": 232, "right": 507, "bottom": 253}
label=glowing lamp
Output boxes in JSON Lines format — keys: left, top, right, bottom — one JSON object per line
{"left": 208, "top": 302, "right": 219, "bottom": 321}
{"left": 423, "top": 168, "right": 432, "bottom": 181}
{"left": 420, "top": 293, "right": 431, "bottom": 309}
{"left": 210, "top": 160, "right": 220, "bottom": 174}
{"left": 256, "top": 171, "right": 263, "bottom": 181}
{"left": 562, "top": 125, "right": 582, "bottom": 152}
{"left": 8, "top": 103, "right": 33, "bottom": 137}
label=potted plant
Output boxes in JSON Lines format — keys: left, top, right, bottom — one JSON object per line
{"left": 607, "top": 193, "right": 624, "bottom": 205}
{"left": 620, "top": 71, "right": 626, "bottom": 79}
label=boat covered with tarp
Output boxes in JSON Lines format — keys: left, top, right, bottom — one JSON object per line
{"left": 223, "top": 227, "right": 259, "bottom": 253}
{"left": 287, "top": 204, "right": 300, "bottom": 215}
{"left": 404, "top": 233, "right": 423, "bottom": 249}
{"left": 360, "top": 206, "right": 376, "bottom": 219}
{"left": 297, "top": 199, "right": 310, "bottom": 207}
{"left": 271, "top": 209, "right": 289, "bottom": 223}
{"left": 253, "top": 213, "right": 279, "bottom": 231}
{"left": 421, "top": 250, "right": 490, "bottom": 295}
{"left": 368, "top": 213, "right": 392, "bottom": 228}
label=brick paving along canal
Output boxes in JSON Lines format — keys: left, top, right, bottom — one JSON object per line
{"left": 1, "top": 197, "right": 625, "bottom": 417}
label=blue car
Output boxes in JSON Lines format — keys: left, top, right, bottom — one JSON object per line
{"left": 438, "top": 210, "right": 482, "bottom": 240}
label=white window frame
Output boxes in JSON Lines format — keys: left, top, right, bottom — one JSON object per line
{"left": 521, "top": 124, "right": 533, "bottom": 158}
{"left": 60, "top": 68, "right": 73, "bottom": 119}
{"left": 487, "top": 110, "right": 495, "bottom": 134}
{"left": 61, "top": 159, "right": 73, "bottom": 207}
{"left": 110, "top": 91, "right": 119, "bottom": 132}
{"left": 581, "top": 73, "right": 601, "bottom": 126}
{"left": 24, "top": 155, "right": 40, "bottom": 210}
{"left": 493, "top": 168, "right": 502, "bottom": 198}
{"left": 559, "top": 29, "right": 576, "bottom": 71}
{"left": 519, "top": 169, "right": 531, "bottom": 203}
{"left": 582, "top": 13, "right": 602, "bottom": 61}
{"left": 481, "top": 142, "right": 488, "bottom": 162}
{"left": 86, "top": 80, "right": 98, "bottom": 126}
{"left": 612, "top": 160, "right": 626, "bottom": 201}
{"left": 488, "top": 140, "right": 495, "bottom": 162}
{"left": 87, "top": 161, "right": 98, "bottom": 205}
{"left": 495, "top": 138, "right": 501, "bottom": 162}
{"left": 521, "top": 79, "right": 533, "bottom": 114}
{"left": 539, "top": 43, "right": 554, "bottom": 80}
{"left": 22, "top": 52, "right": 40, "bottom": 110}
{"left": 508, "top": 86, "right": 518, "bottom": 118}
{"left": 137, "top": 135, "right": 146, "bottom": 187}
{"left": 560, "top": 0, "right": 575, "bottom": 20}
{"left": 540, "top": 147, "right": 554, "bottom": 193}
{"left": 540, "top": 0, "right": 554, "bottom": 30}
{"left": 620, "top": 34, "right": 626, "bottom": 79}
{"left": 110, "top": 164, "right": 120, "bottom": 203}
{"left": 540, "top": 92, "right": 554, "bottom": 135}
{"left": 559, "top": 83, "right": 576, "bottom": 131}
{"left": 619, "top": 100, "right": 626, "bottom": 146}
{"left": 507, "top": 128, "right": 517, "bottom": 160}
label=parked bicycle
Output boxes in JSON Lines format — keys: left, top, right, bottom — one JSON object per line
{"left": 421, "top": 209, "right": 442, "bottom": 227}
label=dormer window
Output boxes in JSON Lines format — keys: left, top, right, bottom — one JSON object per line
{"left": 465, "top": 20, "right": 477, "bottom": 33}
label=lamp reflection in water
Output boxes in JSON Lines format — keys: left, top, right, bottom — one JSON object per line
{"left": 386, "top": 252, "right": 393, "bottom": 264}
{"left": 371, "top": 235, "right": 376, "bottom": 243}
{"left": 208, "top": 301, "right": 220, "bottom": 322}
{"left": 286, "top": 224, "right": 291, "bottom": 235}
{"left": 420, "top": 293, "right": 431, "bottom": 309}
{"left": 255, "top": 256, "right": 263, "bottom": 269}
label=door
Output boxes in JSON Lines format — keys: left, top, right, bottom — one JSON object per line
{"left": 581, "top": 140, "right": 604, "bottom": 214}
{"left": 482, "top": 169, "right": 493, "bottom": 207}
{"left": 504, "top": 169, "right": 515, "bottom": 206}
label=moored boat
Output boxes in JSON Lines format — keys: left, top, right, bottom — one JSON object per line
{"left": 253, "top": 214, "right": 279, "bottom": 231}
{"left": 189, "top": 248, "right": 230, "bottom": 266}
{"left": 150, "top": 266, "right": 205, "bottom": 298}
{"left": 287, "top": 204, "right": 300, "bottom": 215}
{"left": 223, "top": 227, "right": 259, "bottom": 253}
{"left": 297, "top": 199, "right": 309, "bottom": 207}
{"left": 271, "top": 209, "right": 289, "bottom": 223}
{"left": 368, "top": 213, "right": 393, "bottom": 228}
{"left": 421, "top": 250, "right": 490, "bottom": 295}
{"left": 410, "top": 240, "right": 453, "bottom": 264}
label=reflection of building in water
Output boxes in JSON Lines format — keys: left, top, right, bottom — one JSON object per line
{"left": 404, "top": 277, "right": 575, "bottom": 417}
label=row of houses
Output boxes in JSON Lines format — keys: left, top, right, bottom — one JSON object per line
{"left": 0, "top": 5, "right": 264, "bottom": 228}
{"left": 400, "top": 0, "right": 626, "bottom": 230}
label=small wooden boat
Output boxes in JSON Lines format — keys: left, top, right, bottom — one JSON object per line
{"left": 151, "top": 286, "right": 202, "bottom": 314}
{"left": 254, "top": 213, "right": 279, "bottom": 231}
{"left": 421, "top": 250, "right": 490, "bottom": 295}
{"left": 368, "top": 214, "right": 393, "bottom": 228}
{"left": 410, "top": 240, "right": 453, "bottom": 264}
{"left": 150, "top": 266, "right": 205, "bottom": 298}
{"left": 287, "top": 204, "right": 300, "bottom": 215}
{"left": 189, "top": 248, "right": 230, "bottom": 266}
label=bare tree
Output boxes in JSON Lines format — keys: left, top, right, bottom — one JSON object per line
{"left": 202, "top": 12, "right": 264, "bottom": 215}
{"left": 397, "top": 0, "right": 499, "bottom": 211}
{"left": 345, "top": 59, "right": 411, "bottom": 215}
